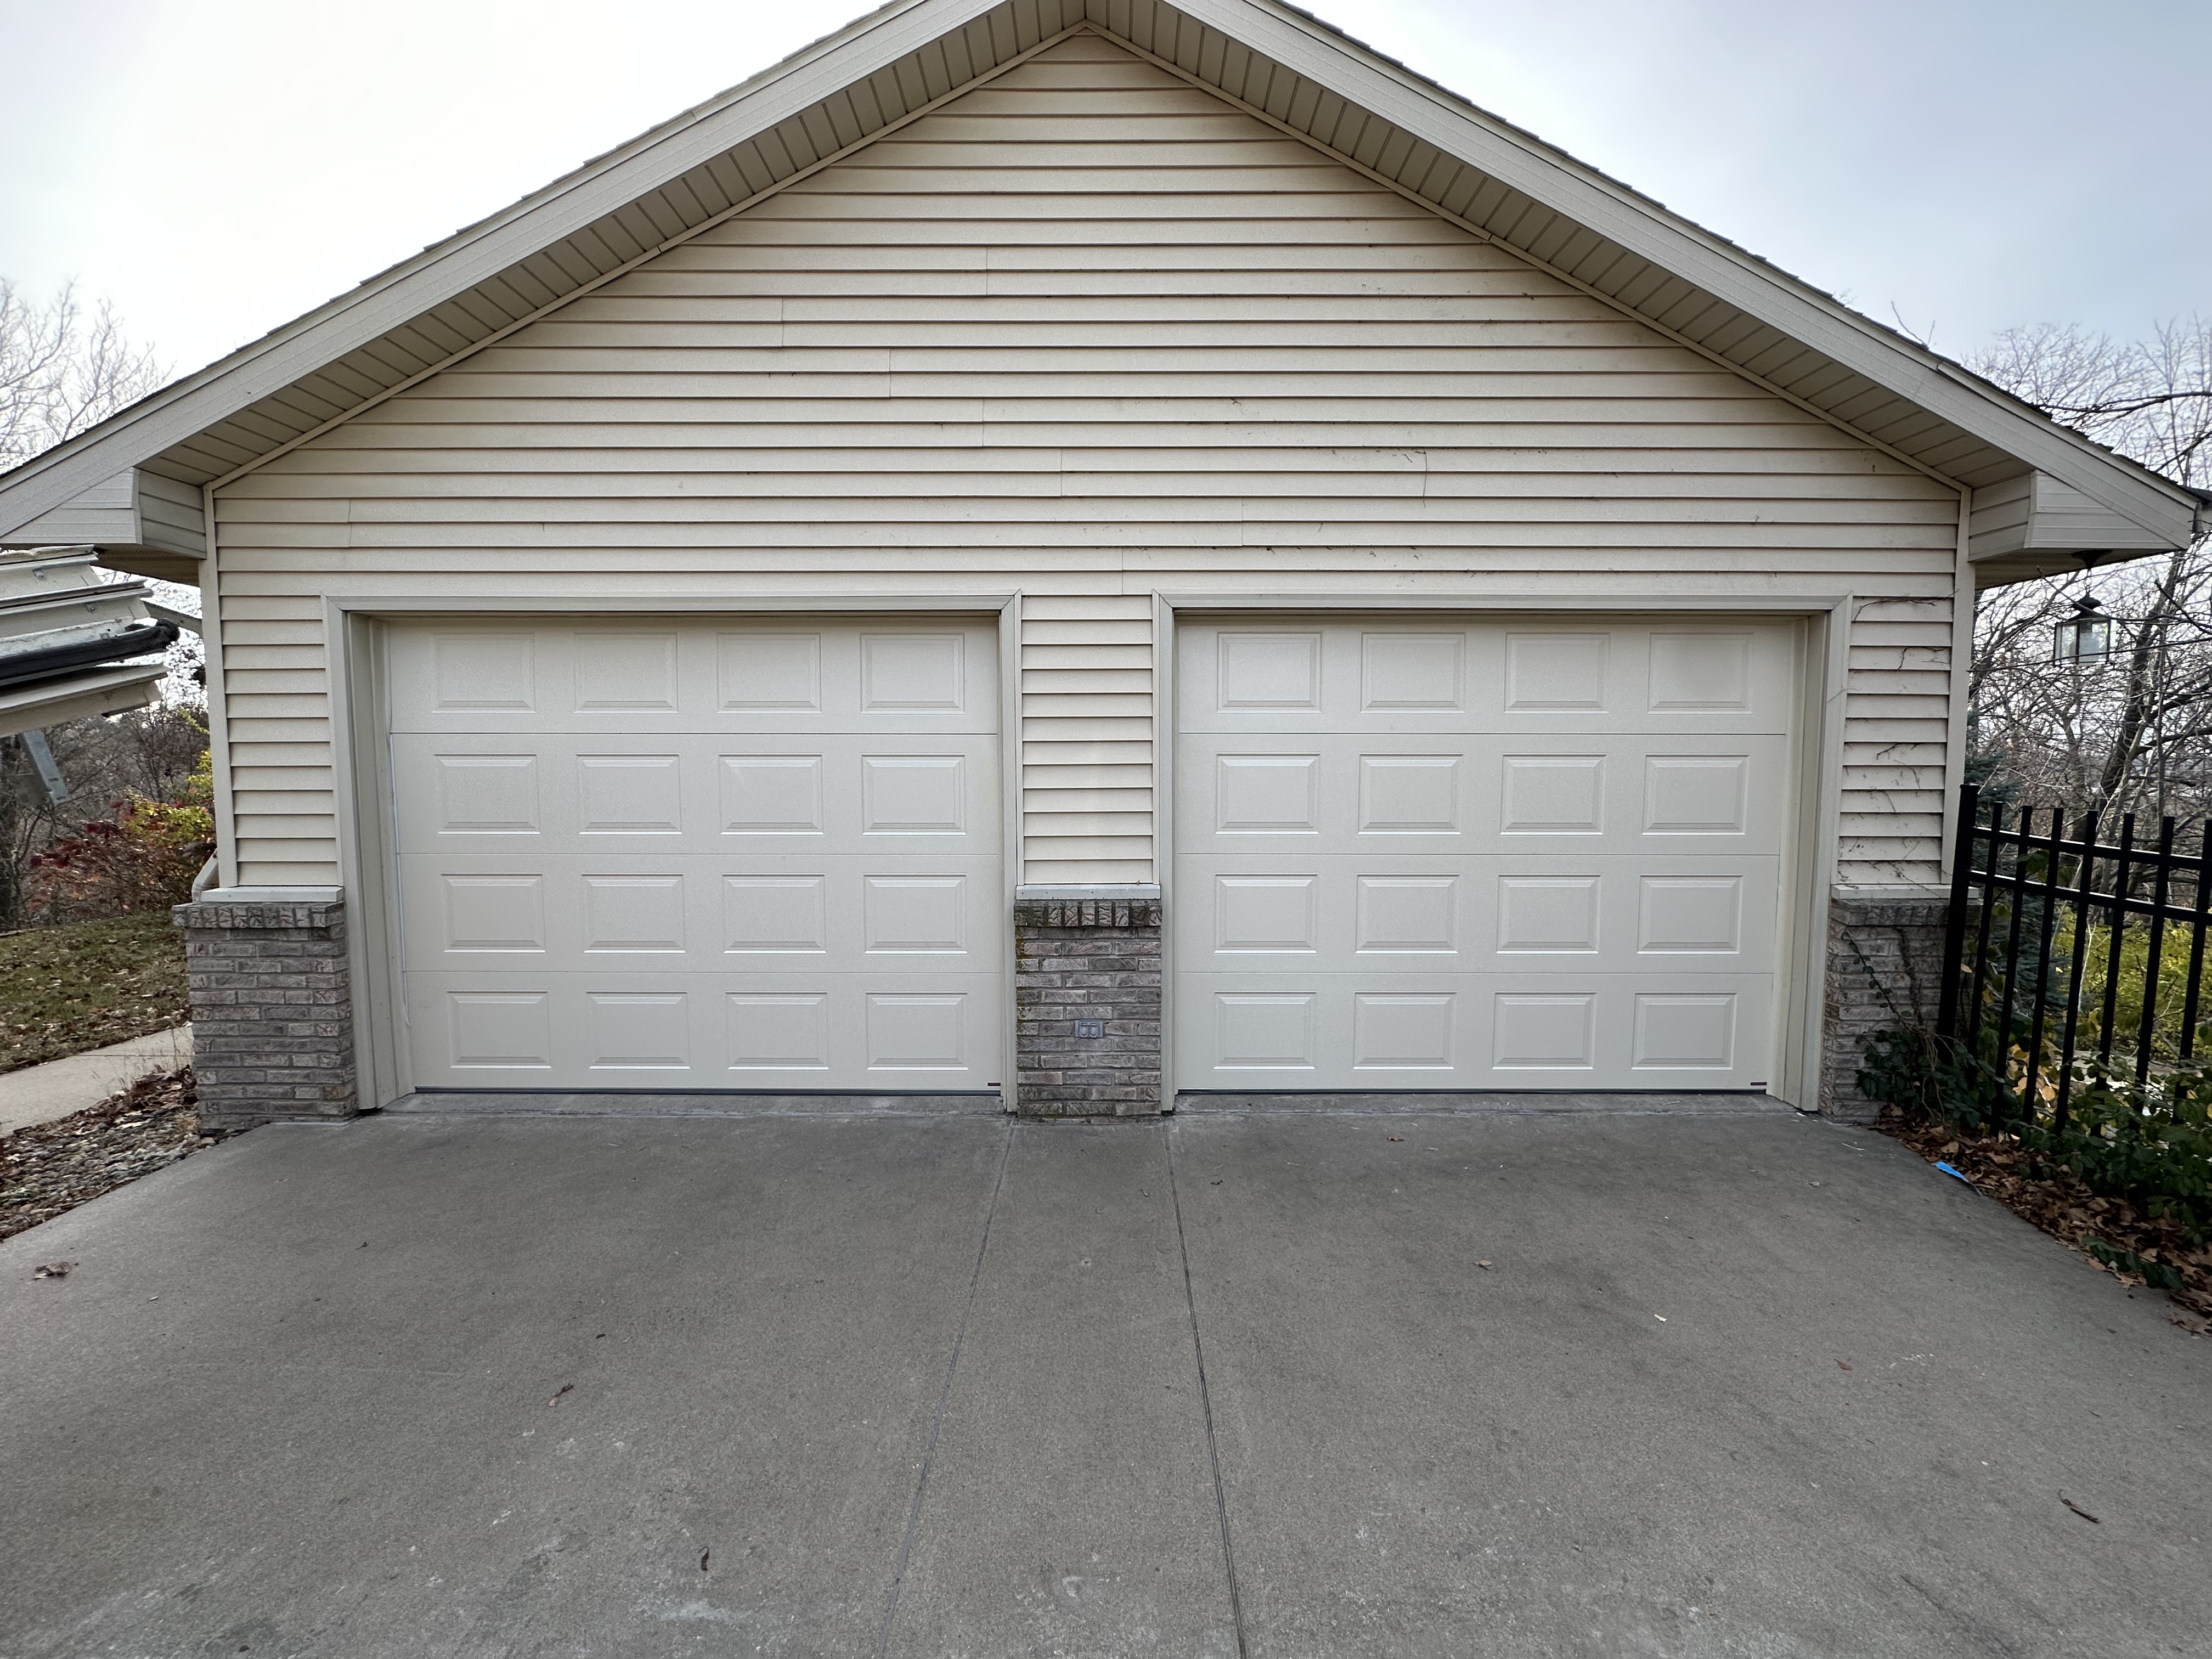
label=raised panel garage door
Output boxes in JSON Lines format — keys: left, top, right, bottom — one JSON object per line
{"left": 1174, "top": 618, "right": 1796, "bottom": 1092}
{"left": 388, "top": 619, "right": 1002, "bottom": 1092}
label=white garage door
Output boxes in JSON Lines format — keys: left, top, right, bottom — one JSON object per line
{"left": 1174, "top": 618, "right": 1795, "bottom": 1091}
{"left": 388, "top": 619, "right": 1002, "bottom": 1092}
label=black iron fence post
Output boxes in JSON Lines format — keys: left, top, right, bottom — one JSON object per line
{"left": 2181, "top": 824, "right": 2212, "bottom": 1063}
{"left": 1936, "top": 782, "right": 1979, "bottom": 1040}
{"left": 1937, "top": 793, "right": 2209, "bottom": 1133}
{"left": 2053, "top": 811, "right": 2101, "bottom": 1132}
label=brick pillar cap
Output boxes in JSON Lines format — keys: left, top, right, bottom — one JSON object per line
{"left": 197, "top": 886, "right": 345, "bottom": 905}
{"left": 1015, "top": 884, "right": 1162, "bottom": 901}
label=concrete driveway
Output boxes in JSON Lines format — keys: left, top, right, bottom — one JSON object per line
{"left": 2, "top": 1101, "right": 2205, "bottom": 1658}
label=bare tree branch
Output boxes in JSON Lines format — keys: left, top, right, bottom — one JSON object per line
{"left": 1967, "top": 318, "right": 2212, "bottom": 823}
{"left": 0, "top": 278, "right": 166, "bottom": 476}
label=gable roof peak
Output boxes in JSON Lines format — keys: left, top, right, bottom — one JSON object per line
{"left": 1, "top": 0, "right": 2198, "bottom": 569}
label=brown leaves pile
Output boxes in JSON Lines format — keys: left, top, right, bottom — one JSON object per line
{"left": 1881, "top": 1111, "right": 2212, "bottom": 1333}
{"left": 2, "top": 1068, "right": 218, "bottom": 1245}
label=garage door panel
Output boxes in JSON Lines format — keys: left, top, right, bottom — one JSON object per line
{"left": 400, "top": 855, "right": 1002, "bottom": 973}
{"left": 1174, "top": 856, "right": 1778, "bottom": 975}
{"left": 389, "top": 621, "right": 998, "bottom": 736}
{"left": 1177, "top": 734, "right": 1791, "bottom": 851}
{"left": 390, "top": 618, "right": 1002, "bottom": 1094}
{"left": 1180, "top": 622, "right": 1793, "bottom": 737}
{"left": 403, "top": 970, "right": 1001, "bottom": 1090}
{"left": 1174, "top": 616, "right": 1793, "bottom": 1092}
{"left": 391, "top": 733, "right": 999, "bottom": 856}
{"left": 1177, "top": 972, "right": 1773, "bottom": 1088}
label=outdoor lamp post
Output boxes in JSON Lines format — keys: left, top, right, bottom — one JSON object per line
{"left": 2053, "top": 595, "right": 2115, "bottom": 662}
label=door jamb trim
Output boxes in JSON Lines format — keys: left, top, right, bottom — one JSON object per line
{"left": 1152, "top": 594, "right": 1845, "bottom": 1104}
{"left": 329, "top": 596, "right": 1020, "bottom": 1109}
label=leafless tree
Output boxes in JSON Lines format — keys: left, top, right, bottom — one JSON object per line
{"left": 1, "top": 278, "right": 166, "bottom": 473}
{"left": 1967, "top": 317, "right": 2212, "bottom": 826}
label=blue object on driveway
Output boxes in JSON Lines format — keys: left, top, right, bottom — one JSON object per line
{"left": 1935, "top": 1161, "right": 1973, "bottom": 1184}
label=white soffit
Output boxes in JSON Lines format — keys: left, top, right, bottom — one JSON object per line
{"left": 0, "top": 0, "right": 2199, "bottom": 552}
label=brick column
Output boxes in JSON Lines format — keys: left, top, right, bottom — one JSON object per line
{"left": 1819, "top": 888, "right": 1949, "bottom": 1121}
{"left": 172, "top": 894, "right": 359, "bottom": 1133}
{"left": 1012, "top": 890, "right": 1164, "bottom": 1118}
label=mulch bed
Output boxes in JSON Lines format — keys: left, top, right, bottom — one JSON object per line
{"left": 1879, "top": 1111, "right": 2212, "bottom": 1336}
{"left": 2, "top": 1068, "right": 222, "bottom": 1248}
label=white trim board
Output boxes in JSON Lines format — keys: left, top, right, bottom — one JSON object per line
{"left": 330, "top": 596, "right": 1020, "bottom": 1108}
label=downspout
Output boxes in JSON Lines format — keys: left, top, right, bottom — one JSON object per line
{"left": 1942, "top": 487, "right": 1974, "bottom": 887}
{"left": 199, "top": 482, "right": 240, "bottom": 889}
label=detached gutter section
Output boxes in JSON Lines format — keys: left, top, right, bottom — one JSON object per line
{"left": 0, "top": 546, "right": 181, "bottom": 739}
{"left": 0, "top": 616, "right": 179, "bottom": 690}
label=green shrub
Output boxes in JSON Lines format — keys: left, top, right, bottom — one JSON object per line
{"left": 2041, "top": 916, "right": 2208, "bottom": 1065}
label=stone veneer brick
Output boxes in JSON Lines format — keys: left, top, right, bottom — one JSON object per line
{"left": 1820, "top": 889, "right": 1948, "bottom": 1122}
{"left": 171, "top": 898, "right": 359, "bottom": 1132}
{"left": 1013, "top": 894, "right": 1163, "bottom": 1118}
{"left": 161, "top": 886, "right": 1934, "bottom": 1125}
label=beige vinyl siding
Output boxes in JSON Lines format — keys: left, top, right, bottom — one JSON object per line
{"left": 1020, "top": 591, "right": 1153, "bottom": 879}
{"left": 214, "top": 30, "right": 1959, "bottom": 889}
{"left": 9, "top": 470, "right": 137, "bottom": 546}
{"left": 134, "top": 471, "right": 207, "bottom": 556}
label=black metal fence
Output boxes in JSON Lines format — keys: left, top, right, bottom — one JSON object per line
{"left": 1937, "top": 783, "right": 2212, "bottom": 1129}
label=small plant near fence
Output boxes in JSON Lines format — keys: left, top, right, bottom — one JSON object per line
{"left": 1859, "top": 784, "right": 2212, "bottom": 1319}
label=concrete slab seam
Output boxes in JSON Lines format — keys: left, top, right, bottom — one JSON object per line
{"left": 1164, "top": 1119, "right": 1251, "bottom": 1659}
{"left": 874, "top": 1116, "right": 1017, "bottom": 1657}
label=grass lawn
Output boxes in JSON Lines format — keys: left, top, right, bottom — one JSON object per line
{"left": 0, "top": 913, "right": 189, "bottom": 1075}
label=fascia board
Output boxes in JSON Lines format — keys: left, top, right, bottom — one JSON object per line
{"left": 1169, "top": 0, "right": 2202, "bottom": 541}
{"left": 0, "top": 0, "right": 1006, "bottom": 535}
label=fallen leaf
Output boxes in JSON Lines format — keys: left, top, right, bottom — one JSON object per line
{"left": 32, "top": 1261, "right": 74, "bottom": 1280}
{"left": 1387, "top": 1136, "right": 1403, "bottom": 1142}
{"left": 699, "top": 1548, "right": 710, "bottom": 1572}
{"left": 1477, "top": 1261, "right": 1492, "bottom": 1269}
{"left": 1837, "top": 1361, "right": 1852, "bottom": 1371}
{"left": 2060, "top": 1496, "right": 2100, "bottom": 1525}
{"left": 547, "top": 1384, "right": 573, "bottom": 1406}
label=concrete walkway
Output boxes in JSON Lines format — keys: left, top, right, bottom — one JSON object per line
{"left": 0, "top": 1024, "right": 191, "bottom": 1136}
{"left": 2, "top": 1103, "right": 2205, "bottom": 1657}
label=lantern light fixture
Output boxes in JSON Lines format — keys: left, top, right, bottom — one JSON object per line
{"left": 2053, "top": 595, "right": 2115, "bottom": 662}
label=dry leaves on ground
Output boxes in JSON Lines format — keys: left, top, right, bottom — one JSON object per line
{"left": 1880, "top": 1111, "right": 2212, "bottom": 1334}
{"left": 2, "top": 1068, "right": 220, "bottom": 1245}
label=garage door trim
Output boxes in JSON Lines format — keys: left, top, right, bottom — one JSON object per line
{"left": 1155, "top": 595, "right": 1843, "bottom": 1109}
{"left": 328, "top": 596, "right": 1020, "bottom": 1111}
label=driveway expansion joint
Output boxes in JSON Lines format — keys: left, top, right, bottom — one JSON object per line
{"left": 874, "top": 1117, "right": 1016, "bottom": 1657}
{"left": 1166, "top": 1119, "right": 1250, "bottom": 1659}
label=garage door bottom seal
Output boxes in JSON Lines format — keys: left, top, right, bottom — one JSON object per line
{"left": 1175, "top": 1090, "right": 1791, "bottom": 1118}
{"left": 385, "top": 1091, "right": 1005, "bottom": 1119}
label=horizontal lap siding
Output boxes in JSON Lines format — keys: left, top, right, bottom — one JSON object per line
{"left": 216, "top": 30, "right": 1956, "bottom": 889}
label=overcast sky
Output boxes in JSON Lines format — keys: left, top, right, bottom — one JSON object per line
{"left": 1, "top": 0, "right": 2204, "bottom": 380}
